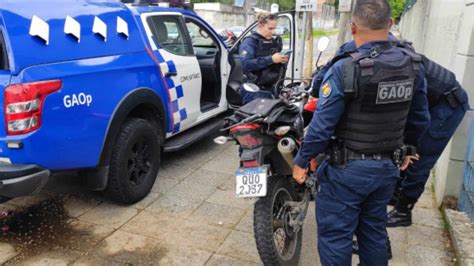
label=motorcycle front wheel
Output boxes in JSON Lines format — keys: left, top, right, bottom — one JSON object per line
{"left": 254, "top": 176, "right": 302, "bottom": 266}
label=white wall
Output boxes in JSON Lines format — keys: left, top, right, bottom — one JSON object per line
{"left": 399, "top": 0, "right": 474, "bottom": 205}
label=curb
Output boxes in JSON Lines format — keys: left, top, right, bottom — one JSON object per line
{"left": 443, "top": 208, "right": 474, "bottom": 265}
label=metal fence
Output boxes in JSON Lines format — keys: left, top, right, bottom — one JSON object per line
{"left": 404, "top": 0, "right": 418, "bottom": 12}
{"left": 459, "top": 116, "right": 474, "bottom": 222}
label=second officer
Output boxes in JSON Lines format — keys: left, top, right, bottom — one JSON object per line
{"left": 292, "top": 0, "right": 430, "bottom": 265}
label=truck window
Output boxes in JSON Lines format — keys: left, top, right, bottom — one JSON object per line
{"left": 147, "top": 15, "right": 193, "bottom": 56}
{"left": 0, "top": 31, "right": 8, "bottom": 70}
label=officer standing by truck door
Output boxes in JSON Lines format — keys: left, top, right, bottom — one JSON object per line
{"left": 292, "top": 0, "right": 430, "bottom": 265}
{"left": 239, "top": 12, "right": 289, "bottom": 104}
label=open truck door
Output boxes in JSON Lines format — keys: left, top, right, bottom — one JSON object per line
{"left": 225, "top": 11, "right": 299, "bottom": 106}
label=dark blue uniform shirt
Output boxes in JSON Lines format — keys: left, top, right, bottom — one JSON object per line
{"left": 239, "top": 33, "right": 274, "bottom": 74}
{"left": 294, "top": 41, "right": 431, "bottom": 168}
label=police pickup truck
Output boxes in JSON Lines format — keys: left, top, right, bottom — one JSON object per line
{"left": 0, "top": 1, "right": 301, "bottom": 204}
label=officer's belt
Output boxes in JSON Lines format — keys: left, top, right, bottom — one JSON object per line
{"left": 443, "top": 87, "right": 465, "bottom": 109}
{"left": 346, "top": 149, "right": 392, "bottom": 161}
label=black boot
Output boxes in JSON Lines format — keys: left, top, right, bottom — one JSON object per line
{"left": 352, "top": 239, "right": 392, "bottom": 260}
{"left": 387, "top": 196, "right": 415, "bottom": 227}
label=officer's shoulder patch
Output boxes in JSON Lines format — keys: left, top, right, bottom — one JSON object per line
{"left": 241, "top": 50, "right": 248, "bottom": 57}
{"left": 321, "top": 82, "right": 332, "bottom": 98}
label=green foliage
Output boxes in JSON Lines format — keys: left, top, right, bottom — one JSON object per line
{"left": 389, "top": 0, "right": 406, "bottom": 21}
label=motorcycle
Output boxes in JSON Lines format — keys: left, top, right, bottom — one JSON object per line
{"left": 214, "top": 36, "right": 330, "bottom": 265}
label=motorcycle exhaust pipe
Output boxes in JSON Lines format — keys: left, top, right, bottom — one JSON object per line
{"left": 277, "top": 137, "right": 297, "bottom": 168}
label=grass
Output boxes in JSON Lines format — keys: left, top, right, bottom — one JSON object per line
{"left": 313, "top": 30, "right": 338, "bottom": 38}
{"left": 281, "top": 29, "right": 338, "bottom": 41}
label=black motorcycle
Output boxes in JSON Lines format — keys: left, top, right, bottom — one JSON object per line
{"left": 215, "top": 81, "right": 317, "bottom": 265}
{"left": 214, "top": 36, "right": 330, "bottom": 265}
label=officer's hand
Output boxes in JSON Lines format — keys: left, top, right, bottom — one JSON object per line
{"left": 292, "top": 165, "right": 307, "bottom": 184}
{"left": 399, "top": 154, "right": 420, "bottom": 171}
{"left": 272, "top": 53, "right": 289, "bottom": 64}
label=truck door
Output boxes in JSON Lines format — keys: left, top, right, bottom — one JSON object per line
{"left": 227, "top": 12, "right": 296, "bottom": 89}
{"left": 143, "top": 13, "right": 201, "bottom": 134}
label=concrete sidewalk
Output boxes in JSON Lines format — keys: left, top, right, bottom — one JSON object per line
{"left": 0, "top": 134, "right": 456, "bottom": 265}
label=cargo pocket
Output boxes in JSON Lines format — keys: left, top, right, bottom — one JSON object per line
{"left": 316, "top": 193, "right": 347, "bottom": 234}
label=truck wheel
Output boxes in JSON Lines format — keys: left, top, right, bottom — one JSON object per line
{"left": 107, "top": 118, "right": 161, "bottom": 204}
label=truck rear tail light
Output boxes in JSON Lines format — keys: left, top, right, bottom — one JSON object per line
{"left": 4, "top": 80, "right": 62, "bottom": 135}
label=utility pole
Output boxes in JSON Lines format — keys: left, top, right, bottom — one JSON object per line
{"left": 303, "top": 11, "right": 313, "bottom": 80}
{"left": 336, "top": 0, "right": 353, "bottom": 48}
{"left": 295, "top": 0, "right": 316, "bottom": 80}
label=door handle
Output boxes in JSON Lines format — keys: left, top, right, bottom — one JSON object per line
{"left": 165, "top": 71, "right": 177, "bottom": 77}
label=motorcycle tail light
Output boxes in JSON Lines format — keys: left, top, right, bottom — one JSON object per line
{"left": 230, "top": 124, "right": 262, "bottom": 149}
{"left": 242, "top": 160, "right": 258, "bottom": 167}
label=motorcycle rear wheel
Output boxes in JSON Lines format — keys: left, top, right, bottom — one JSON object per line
{"left": 254, "top": 176, "right": 302, "bottom": 266}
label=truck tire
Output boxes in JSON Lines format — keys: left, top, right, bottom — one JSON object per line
{"left": 106, "top": 118, "right": 161, "bottom": 204}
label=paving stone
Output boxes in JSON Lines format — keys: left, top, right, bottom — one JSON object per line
{"left": 0, "top": 242, "right": 18, "bottom": 264}
{"left": 415, "top": 192, "right": 436, "bottom": 209}
{"left": 0, "top": 203, "right": 20, "bottom": 213}
{"left": 71, "top": 253, "right": 116, "bottom": 266}
{"left": 158, "top": 161, "right": 197, "bottom": 181}
{"left": 407, "top": 245, "right": 454, "bottom": 266}
{"left": 151, "top": 176, "right": 180, "bottom": 194}
{"left": 6, "top": 194, "right": 53, "bottom": 208}
{"left": 157, "top": 244, "right": 213, "bottom": 265}
{"left": 168, "top": 178, "right": 217, "bottom": 202}
{"left": 65, "top": 220, "right": 115, "bottom": 252}
{"left": 412, "top": 207, "right": 444, "bottom": 229}
{"left": 299, "top": 221, "right": 319, "bottom": 266}
{"left": 121, "top": 210, "right": 175, "bottom": 240}
{"left": 202, "top": 148, "right": 241, "bottom": 175}
{"left": 407, "top": 225, "right": 448, "bottom": 251}
{"left": 97, "top": 230, "right": 167, "bottom": 264}
{"left": 234, "top": 209, "right": 254, "bottom": 234}
{"left": 216, "top": 230, "right": 261, "bottom": 263}
{"left": 206, "top": 254, "right": 261, "bottom": 266}
{"left": 146, "top": 193, "right": 202, "bottom": 218}
{"left": 160, "top": 219, "right": 230, "bottom": 252}
{"left": 130, "top": 191, "right": 161, "bottom": 210}
{"left": 189, "top": 201, "right": 246, "bottom": 229}
{"left": 7, "top": 246, "right": 81, "bottom": 265}
{"left": 305, "top": 202, "right": 317, "bottom": 225}
{"left": 183, "top": 168, "right": 232, "bottom": 188}
{"left": 207, "top": 186, "right": 256, "bottom": 210}
{"left": 77, "top": 202, "right": 138, "bottom": 229}
{"left": 388, "top": 227, "right": 408, "bottom": 264}
{"left": 63, "top": 195, "right": 101, "bottom": 218}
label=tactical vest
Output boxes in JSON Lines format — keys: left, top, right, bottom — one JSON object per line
{"left": 335, "top": 43, "right": 422, "bottom": 154}
{"left": 246, "top": 33, "right": 284, "bottom": 87}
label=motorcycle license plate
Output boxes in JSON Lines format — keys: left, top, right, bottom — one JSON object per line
{"left": 235, "top": 167, "right": 267, "bottom": 198}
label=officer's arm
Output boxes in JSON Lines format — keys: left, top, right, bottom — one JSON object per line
{"left": 404, "top": 72, "right": 430, "bottom": 147}
{"left": 239, "top": 40, "right": 273, "bottom": 72}
{"left": 294, "top": 67, "right": 346, "bottom": 168}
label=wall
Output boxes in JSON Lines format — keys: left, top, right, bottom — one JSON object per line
{"left": 194, "top": 3, "right": 248, "bottom": 29}
{"left": 399, "top": 0, "right": 474, "bottom": 206}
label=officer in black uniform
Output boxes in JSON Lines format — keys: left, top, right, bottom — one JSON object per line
{"left": 239, "top": 12, "right": 288, "bottom": 104}
{"left": 292, "top": 0, "right": 430, "bottom": 264}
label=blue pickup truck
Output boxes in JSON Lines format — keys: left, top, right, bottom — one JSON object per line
{"left": 0, "top": 0, "right": 298, "bottom": 204}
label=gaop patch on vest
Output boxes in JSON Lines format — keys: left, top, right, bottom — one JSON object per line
{"left": 376, "top": 79, "right": 414, "bottom": 104}
{"left": 321, "top": 82, "right": 331, "bottom": 98}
